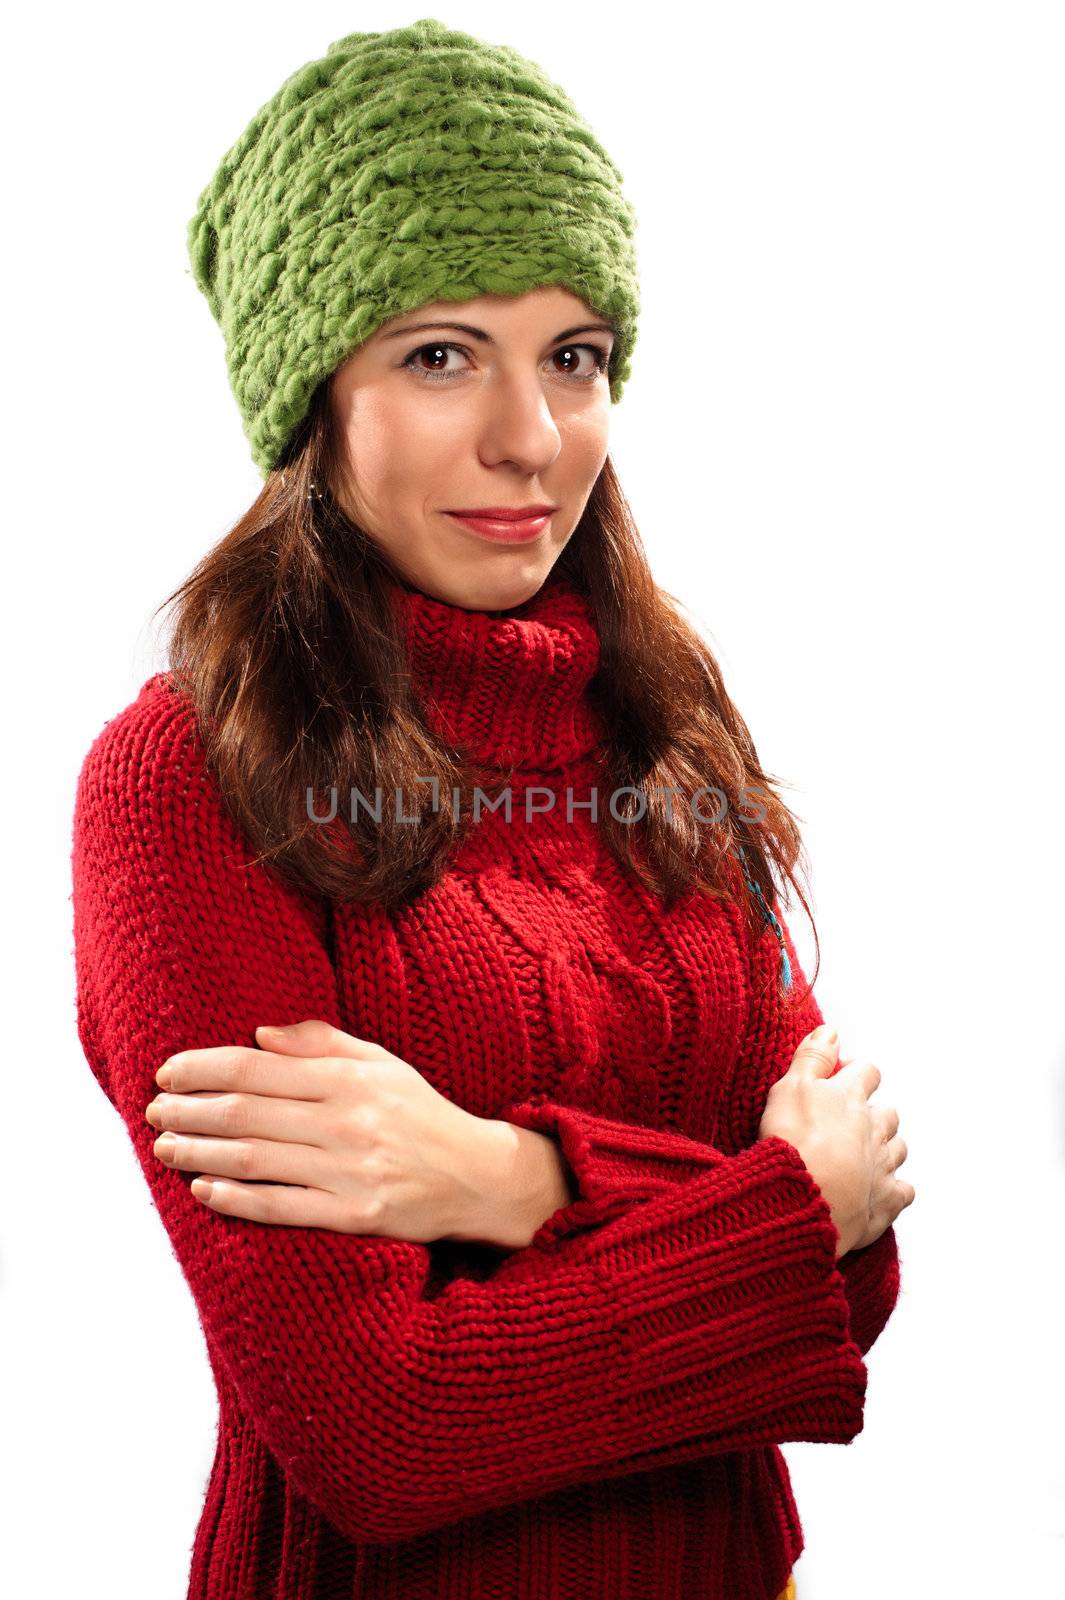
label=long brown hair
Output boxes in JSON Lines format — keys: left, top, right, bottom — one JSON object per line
{"left": 155, "top": 377, "right": 820, "bottom": 995}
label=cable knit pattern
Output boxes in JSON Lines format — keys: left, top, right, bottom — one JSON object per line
{"left": 70, "top": 572, "right": 900, "bottom": 1599}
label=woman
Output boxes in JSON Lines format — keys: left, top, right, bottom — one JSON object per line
{"left": 71, "top": 19, "right": 913, "bottom": 1600}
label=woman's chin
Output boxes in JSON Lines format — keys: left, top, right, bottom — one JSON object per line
{"left": 410, "top": 545, "right": 567, "bottom": 614}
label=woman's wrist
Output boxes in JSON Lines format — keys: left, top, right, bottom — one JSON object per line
{"left": 448, "top": 1116, "right": 578, "bottom": 1250}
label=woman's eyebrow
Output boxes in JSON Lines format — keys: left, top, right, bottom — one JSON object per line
{"left": 380, "top": 319, "right": 616, "bottom": 344}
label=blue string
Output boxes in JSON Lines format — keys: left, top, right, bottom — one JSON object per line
{"left": 735, "top": 844, "right": 792, "bottom": 993}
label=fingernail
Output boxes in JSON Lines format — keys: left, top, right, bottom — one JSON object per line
{"left": 810, "top": 1025, "right": 838, "bottom": 1045}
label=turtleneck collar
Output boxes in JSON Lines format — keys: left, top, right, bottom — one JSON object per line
{"left": 389, "top": 569, "right": 607, "bottom": 772}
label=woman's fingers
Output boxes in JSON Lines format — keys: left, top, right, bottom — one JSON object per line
{"left": 789, "top": 1026, "right": 841, "bottom": 1075}
{"left": 878, "top": 1103, "right": 901, "bottom": 1140}
{"left": 152, "top": 1129, "right": 340, "bottom": 1188}
{"left": 884, "top": 1133, "right": 909, "bottom": 1172}
{"left": 188, "top": 1173, "right": 380, "bottom": 1232}
{"left": 146, "top": 1088, "right": 328, "bottom": 1147}
{"left": 883, "top": 1134, "right": 916, "bottom": 1215}
{"left": 149, "top": 1126, "right": 337, "bottom": 1190}
{"left": 255, "top": 1019, "right": 381, "bottom": 1061}
{"left": 156, "top": 1043, "right": 332, "bottom": 1099}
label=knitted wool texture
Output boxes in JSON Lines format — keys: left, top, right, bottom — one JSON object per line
{"left": 186, "top": 16, "right": 641, "bottom": 478}
{"left": 71, "top": 573, "right": 901, "bottom": 1599}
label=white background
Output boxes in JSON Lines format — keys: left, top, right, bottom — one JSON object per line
{"left": 5, "top": 3, "right": 1063, "bottom": 1595}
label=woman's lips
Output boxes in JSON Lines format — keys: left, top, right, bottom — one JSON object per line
{"left": 444, "top": 511, "right": 553, "bottom": 543}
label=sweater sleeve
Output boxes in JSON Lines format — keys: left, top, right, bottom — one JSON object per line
{"left": 502, "top": 904, "right": 901, "bottom": 1359}
{"left": 71, "top": 681, "right": 870, "bottom": 1548}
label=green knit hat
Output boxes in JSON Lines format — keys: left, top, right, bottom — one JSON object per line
{"left": 186, "top": 17, "right": 641, "bottom": 479}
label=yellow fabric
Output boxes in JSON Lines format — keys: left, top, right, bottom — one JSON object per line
{"left": 775, "top": 1577, "right": 796, "bottom": 1600}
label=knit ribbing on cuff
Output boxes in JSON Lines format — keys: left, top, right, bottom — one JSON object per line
{"left": 503, "top": 1096, "right": 743, "bottom": 1248}
{"left": 524, "top": 1131, "right": 868, "bottom": 1453}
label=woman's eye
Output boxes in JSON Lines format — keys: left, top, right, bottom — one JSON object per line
{"left": 402, "top": 342, "right": 466, "bottom": 381}
{"left": 550, "top": 345, "right": 611, "bottom": 381}
{"left": 400, "top": 341, "right": 610, "bottom": 384}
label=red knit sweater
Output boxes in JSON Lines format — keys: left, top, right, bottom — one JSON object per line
{"left": 71, "top": 570, "right": 901, "bottom": 1600}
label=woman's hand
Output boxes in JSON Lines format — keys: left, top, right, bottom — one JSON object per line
{"left": 145, "top": 1019, "right": 497, "bottom": 1244}
{"left": 757, "top": 1023, "right": 916, "bottom": 1259}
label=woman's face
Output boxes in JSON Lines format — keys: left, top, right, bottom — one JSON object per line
{"left": 327, "top": 286, "right": 615, "bottom": 612}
